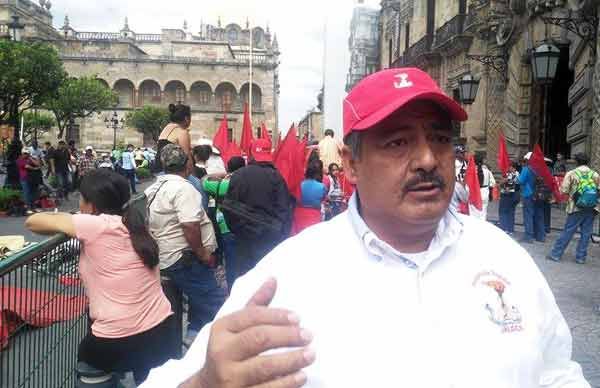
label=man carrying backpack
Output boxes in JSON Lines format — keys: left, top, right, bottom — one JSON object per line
{"left": 547, "top": 153, "right": 599, "bottom": 264}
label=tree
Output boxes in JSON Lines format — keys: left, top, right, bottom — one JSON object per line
{"left": 22, "top": 111, "right": 56, "bottom": 144}
{"left": 45, "top": 77, "right": 118, "bottom": 139}
{"left": 0, "top": 40, "right": 66, "bottom": 131}
{"left": 126, "top": 105, "right": 170, "bottom": 142}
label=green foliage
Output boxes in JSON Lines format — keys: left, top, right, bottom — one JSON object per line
{"left": 0, "top": 40, "right": 66, "bottom": 126}
{"left": 126, "top": 105, "right": 170, "bottom": 142}
{"left": 0, "top": 188, "right": 22, "bottom": 211}
{"left": 136, "top": 167, "right": 152, "bottom": 179}
{"left": 47, "top": 174, "right": 57, "bottom": 188}
{"left": 22, "top": 111, "right": 56, "bottom": 143}
{"left": 45, "top": 76, "right": 118, "bottom": 138}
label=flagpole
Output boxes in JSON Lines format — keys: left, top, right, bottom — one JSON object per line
{"left": 249, "top": 21, "right": 253, "bottom": 124}
{"left": 321, "top": 18, "right": 327, "bottom": 135}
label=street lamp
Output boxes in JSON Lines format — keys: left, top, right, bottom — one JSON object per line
{"left": 458, "top": 73, "right": 480, "bottom": 105}
{"left": 7, "top": 15, "right": 25, "bottom": 42}
{"left": 531, "top": 43, "right": 560, "bottom": 84}
{"left": 104, "top": 111, "right": 125, "bottom": 150}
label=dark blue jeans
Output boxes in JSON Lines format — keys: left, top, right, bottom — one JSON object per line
{"left": 162, "top": 255, "right": 226, "bottom": 332}
{"left": 221, "top": 233, "right": 238, "bottom": 292}
{"left": 55, "top": 170, "right": 70, "bottom": 199}
{"left": 20, "top": 180, "right": 33, "bottom": 208}
{"left": 550, "top": 209, "right": 597, "bottom": 262}
{"left": 122, "top": 168, "right": 137, "bottom": 193}
{"left": 522, "top": 197, "right": 546, "bottom": 241}
{"left": 498, "top": 192, "right": 517, "bottom": 233}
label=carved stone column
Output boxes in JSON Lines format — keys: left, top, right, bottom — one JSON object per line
{"left": 591, "top": 2, "right": 600, "bottom": 170}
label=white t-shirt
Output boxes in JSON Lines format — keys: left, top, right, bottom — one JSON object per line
{"left": 145, "top": 175, "right": 217, "bottom": 269}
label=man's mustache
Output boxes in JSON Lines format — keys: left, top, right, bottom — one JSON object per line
{"left": 403, "top": 171, "right": 447, "bottom": 192}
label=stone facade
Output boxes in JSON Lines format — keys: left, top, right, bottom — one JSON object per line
{"left": 379, "top": 0, "right": 600, "bottom": 171}
{"left": 1, "top": 1, "right": 281, "bottom": 151}
{"left": 298, "top": 110, "right": 323, "bottom": 141}
{"left": 346, "top": 2, "right": 380, "bottom": 92}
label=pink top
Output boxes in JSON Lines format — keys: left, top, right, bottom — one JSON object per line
{"left": 73, "top": 214, "right": 172, "bottom": 338}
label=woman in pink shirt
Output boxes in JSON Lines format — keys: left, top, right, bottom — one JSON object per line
{"left": 25, "top": 169, "right": 173, "bottom": 384}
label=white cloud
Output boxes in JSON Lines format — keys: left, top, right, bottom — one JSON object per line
{"left": 51, "top": 0, "right": 380, "bottom": 136}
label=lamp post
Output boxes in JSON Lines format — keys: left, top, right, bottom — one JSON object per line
{"left": 7, "top": 15, "right": 24, "bottom": 42}
{"left": 104, "top": 111, "right": 125, "bottom": 150}
{"left": 458, "top": 74, "right": 480, "bottom": 105}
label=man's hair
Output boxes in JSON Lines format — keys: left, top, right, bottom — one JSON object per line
{"left": 324, "top": 129, "right": 335, "bottom": 138}
{"left": 58, "top": 140, "right": 66, "bottom": 145}
{"left": 574, "top": 152, "right": 589, "bottom": 166}
{"left": 344, "top": 131, "right": 363, "bottom": 161}
{"left": 192, "top": 145, "right": 212, "bottom": 163}
{"left": 44, "top": 141, "right": 51, "bottom": 146}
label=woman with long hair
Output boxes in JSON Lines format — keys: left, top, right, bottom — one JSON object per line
{"left": 25, "top": 169, "right": 174, "bottom": 384}
{"left": 156, "top": 103, "right": 193, "bottom": 172}
{"left": 325, "top": 162, "right": 345, "bottom": 220}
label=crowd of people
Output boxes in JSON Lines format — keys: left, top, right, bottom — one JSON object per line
{"left": 7, "top": 137, "right": 159, "bottom": 214}
{"left": 453, "top": 143, "right": 599, "bottom": 264}
{"left": 18, "top": 68, "right": 598, "bottom": 387}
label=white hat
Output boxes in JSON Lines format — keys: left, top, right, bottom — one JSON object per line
{"left": 85, "top": 146, "right": 93, "bottom": 151}
{"left": 198, "top": 138, "right": 220, "bottom": 155}
{"left": 22, "top": 147, "right": 31, "bottom": 154}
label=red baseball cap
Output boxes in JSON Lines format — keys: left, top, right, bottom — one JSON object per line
{"left": 251, "top": 139, "right": 273, "bottom": 162}
{"left": 343, "top": 68, "right": 468, "bottom": 137}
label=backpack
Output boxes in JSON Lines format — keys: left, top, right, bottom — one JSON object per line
{"left": 124, "top": 181, "right": 167, "bottom": 226}
{"left": 533, "top": 175, "right": 552, "bottom": 202}
{"left": 573, "top": 170, "right": 598, "bottom": 209}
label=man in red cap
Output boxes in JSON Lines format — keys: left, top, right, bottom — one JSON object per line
{"left": 221, "top": 138, "right": 294, "bottom": 287}
{"left": 142, "top": 69, "right": 588, "bottom": 388}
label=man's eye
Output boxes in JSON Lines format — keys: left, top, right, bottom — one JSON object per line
{"left": 386, "top": 139, "right": 408, "bottom": 148}
{"left": 432, "top": 134, "right": 452, "bottom": 144}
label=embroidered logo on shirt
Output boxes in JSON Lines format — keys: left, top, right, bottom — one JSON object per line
{"left": 473, "top": 271, "right": 523, "bottom": 333}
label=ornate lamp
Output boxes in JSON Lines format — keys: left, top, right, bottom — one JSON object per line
{"left": 531, "top": 42, "right": 561, "bottom": 84}
{"left": 458, "top": 73, "right": 480, "bottom": 105}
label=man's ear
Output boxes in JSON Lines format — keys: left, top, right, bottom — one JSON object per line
{"left": 341, "top": 146, "right": 359, "bottom": 185}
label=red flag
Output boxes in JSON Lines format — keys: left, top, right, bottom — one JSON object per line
{"left": 529, "top": 144, "right": 560, "bottom": 198}
{"left": 212, "top": 114, "right": 229, "bottom": 154}
{"left": 222, "top": 141, "right": 242, "bottom": 166}
{"left": 240, "top": 103, "right": 254, "bottom": 156}
{"left": 497, "top": 131, "right": 511, "bottom": 177}
{"left": 274, "top": 124, "right": 295, "bottom": 162}
{"left": 260, "top": 122, "right": 272, "bottom": 149}
{"left": 274, "top": 126, "right": 307, "bottom": 200}
{"left": 465, "top": 154, "right": 482, "bottom": 211}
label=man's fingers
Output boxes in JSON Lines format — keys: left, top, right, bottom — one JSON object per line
{"left": 241, "top": 347, "right": 315, "bottom": 387}
{"left": 247, "top": 277, "right": 278, "bottom": 307}
{"left": 222, "top": 306, "right": 300, "bottom": 333}
{"left": 231, "top": 325, "right": 313, "bottom": 361}
{"left": 248, "top": 372, "right": 308, "bottom": 388}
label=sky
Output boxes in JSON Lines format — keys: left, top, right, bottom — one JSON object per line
{"left": 50, "top": 0, "right": 381, "bottom": 137}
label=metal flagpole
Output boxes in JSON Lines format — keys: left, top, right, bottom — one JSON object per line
{"left": 321, "top": 18, "right": 327, "bottom": 134}
{"left": 249, "top": 22, "right": 253, "bottom": 123}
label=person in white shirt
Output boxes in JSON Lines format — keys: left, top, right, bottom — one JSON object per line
{"left": 469, "top": 155, "right": 497, "bottom": 221}
{"left": 141, "top": 68, "right": 589, "bottom": 388}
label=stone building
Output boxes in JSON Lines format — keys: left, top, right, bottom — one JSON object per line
{"left": 379, "top": 0, "right": 600, "bottom": 171}
{"left": 346, "top": 1, "right": 381, "bottom": 92}
{"left": 1, "top": 0, "right": 281, "bottom": 150}
{"left": 298, "top": 110, "right": 323, "bottom": 141}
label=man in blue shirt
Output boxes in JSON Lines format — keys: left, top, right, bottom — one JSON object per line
{"left": 121, "top": 144, "right": 137, "bottom": 193}
{"left": 518, "top": 154, "right": 545, "bottom": 243}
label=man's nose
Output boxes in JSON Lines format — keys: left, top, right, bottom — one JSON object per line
{"left": 409, "top": 133, "right": 437, "bottom": 172}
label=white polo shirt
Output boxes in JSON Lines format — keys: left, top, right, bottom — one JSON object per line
{"left": 141, "top": 194, "right": 589, "bottom": 387}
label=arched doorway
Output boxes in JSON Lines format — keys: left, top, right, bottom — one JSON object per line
{"left": 114, "top": 79, "right": 135, "bottom": 108}
{"left": 530, "top": 45, "right": 574, "bottom": 159}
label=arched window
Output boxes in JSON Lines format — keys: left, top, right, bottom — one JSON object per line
{"left": 113, "top": 79, "right": 135, "bottom": 108}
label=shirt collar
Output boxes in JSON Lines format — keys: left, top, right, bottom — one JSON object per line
{"left": 347, "top": 192, "right": 464, "bottom": 271}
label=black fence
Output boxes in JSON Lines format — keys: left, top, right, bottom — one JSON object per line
{"left": 0, "top": 234, "right": 87, "bottom": 388}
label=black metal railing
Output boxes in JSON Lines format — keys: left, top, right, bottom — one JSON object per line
{"left": 433, "top": 14, "right": 466, "bottom": 49}
{"left": 0, "top": 234, "right": 87, "bottom": 388}
{"left": 405, "top": 34, "right": 433, "bottom": 64}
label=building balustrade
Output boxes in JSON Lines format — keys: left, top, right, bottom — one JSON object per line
{"left": 404, "top": 34, "right": 433, "bottom": 64}
{"left": 433, "top": 14, "right": 466, "bottom": 49}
